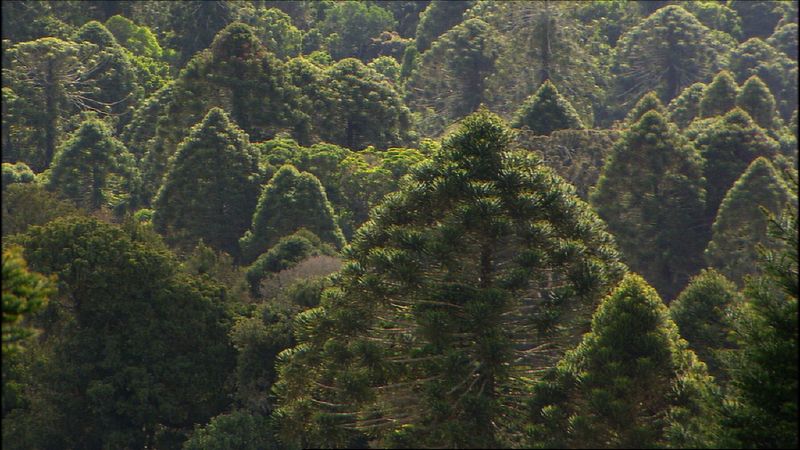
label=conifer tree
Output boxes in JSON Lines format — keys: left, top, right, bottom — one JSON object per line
{"left": 591, "top": 110, "right": 706, "bottom": 300}
{"left": 693, "top": 108, "right": 780, "bottom": 224}
{"left": 736, "top": 75, "right": 781, "bottom": 129}
{"left": 414, "top": 0, "right": 474, "bottom": 52}
{"left": 512, "top": 80, "right": 584, "bottom": 135}
{"left": 528, "top": 274, "right": 717, "bottom": 449}
{"left": 705, "top": 157, "right": 795, "bottom": 285}
{"left": 670, "top": 269, "right": 741, "bottom": 379}
{"left": 239, "top": 165, "right": 344, "bottom": 264}
{"left": 624, "top": 91, "right": 667, "bottom": 125}
{"left": 668, "top": 82, "right": 706, "bottom": 129}
{"left": 719, "top": 206, "right": 798, "bottom": 448}
{"left": 153, "top": 108, "right": 261, "bottom": 257}
{"left": 2, "top": 245, "right": 54, "bottom": 355}
{"left": 699, "top": 71, "right": 739, "bottom": 118}
{"left": 274, "top": 110, "right": 625, "bottom": 448}
{"left": 728, "top": 38, "right": 797, "bottom": 121}
{"left": 47, "top": 116, "right": 138, "bottom": 212}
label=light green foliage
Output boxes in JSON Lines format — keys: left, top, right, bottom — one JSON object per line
{"left": 153, "top": 108, "right": 262, "bottom": 257}
{"left": 729, "top": 37, "right": 798, "bottom": 120}
{"left": 591, "top": 110, "right": 707, "bottom": 300}
{"left": 320, "top": 1, "right": 395, "bottom": 60}
{"left": 528, "top": 274, "right": 717, "bottom": 448}
{"left": 237, "top": 7, "right": 302, "bottom": 59}
{"left": 2, "top": 246, "right": 53, "bottom": 355}
{"left": 624, "top": 91, "right": 667, "bottom": 125}
{"left": 718, "top": 206, "right": 798, "bottom": 448}
{"left": 668, "top": 82, "right": 706, "bottom": 128}
{"left": 512, "top": 81, "right": 584, "bottom": 135}
{"left": 47, "top": 117, "right": 138, "bottom": 212}
{"left": 240, "top": 165, "right": 344, "bottom": 263}
{"left": 613, "top": 5, "right": 726, "bottom": 105}
{"left": 736, "top": 75, "right": 781, "bottom": 129}
{"left": 670, "top": 269, "right": 741, "bottom": 379}
{"left": 183, "top": 411, "right": 279, "bottom": 450}
{"left": 768, "top": 22, "right": 798, "bottom": 60}
{"left": 4, "top": 217, "right": 234, "bottom": 449}
{"left": 104, "top": 15, "right": 171, "bottom": 95}
{"left": 1, "top": 184, "right": 79, "bottom": 237}
{"left": 705, "top": 157, "right": 795, "bottom": 285}
{"left": 275, "top": 110, "right": 625, "bottom": 448}
{"left": 368, "top": 55, "right": 401, "bottom": 84}
{"left": 700, "top": 70, "right": 739, "bottom": 118}
{"left": 692, "top": 108, "right": 780, "bottom": 224}
{"left": 414, "top": 0, "right": 474, "bottom": 52}
{"left": 1, "top": 162, "right": 35, "bottom": 190}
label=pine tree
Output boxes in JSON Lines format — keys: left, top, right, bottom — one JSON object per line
{"left": 274, "top": 110, "right": 625, "bottom": 448}
{"left": 736, "top": 75, "right": 780, "bottom": 129}
{"left": 670, "top": 269, "right": 741, "bottom": 379}
{"left": 239, "top": 165, "right": 344, "bottom": 264}
{"left": 47, "top": 116, "right": 138, "bottom": 212}
{"left": 512, "top": 80, "right": 584, "bottom": 135}
{"left": 591, "top": 110, "right": 706, "bottom": 300}
{"left": 705, "top": 157, "right": 795, "bottom": 285}
{"left": 693, "top": 108, "right": 780, "bottom": 224}
{"left": 719, "top": 206, "right": 798, "bottom": 448}
{"left": 624, "top": 91, "right": 667, "bottom": 125}
{"left": 153, "top": 108, "right": 261, "bottom": 257}
{"left": 668, "top": 82, "right": 707, "bottom": 129}
{"left": 528, "top": 274, "right": 717, "bottom": 448}
{"left": 699, "top": 71, "right": 739, "bottom": 118}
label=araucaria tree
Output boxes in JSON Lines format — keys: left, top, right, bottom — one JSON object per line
{"left": 512, "top": 80, "right": 584, "bottom": 135}
{"left": 736, "top": 75, "right": 781, "bottom": 129}
{"left": 153, "top": 108, "right": 261, "bottom": 257}
{"left": 591, "top": 110, "right": 706, "bottom": 300}
{"left": 699, "top": 70, "right": 739, "bottom": 118}
{"left": 527, "top": 274, "right": 717, "bottom": 448}
{"left": 239, "top": 165, "right": 345, "bottom": 264}
{"left": 274, "top": 110, "right": 625, "bottom": 448}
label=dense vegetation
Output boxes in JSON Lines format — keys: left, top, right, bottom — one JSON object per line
{"left": 2, "top": 1, "right": 797, "bottom": 449}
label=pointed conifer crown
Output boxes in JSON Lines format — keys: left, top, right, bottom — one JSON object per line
{"left": 700, "top": 70, "right": 739, "bottom": 117}
{"left": 512, "top": 80, "right": 584, "bottom": 135}
{"left": 75, "top": 20, "right": 118, "bottom": 47}
{"left": 736, "top": 75, "right": 778, "bottom": 128}
{"left": 210, "top": 22, "right": 263, "bottom": 60}
{"left": 720, "top": 107, "right": 757, "bottom": 128}
{"left": 625, "top": 91, "right": 667, "bottom": 124}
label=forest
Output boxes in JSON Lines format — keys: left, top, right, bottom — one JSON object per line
{"left": 1, "top": 1, "right": 797, "bottom": 449}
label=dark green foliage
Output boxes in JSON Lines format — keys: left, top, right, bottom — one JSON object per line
{"left": 613, "top": 5, "right": 726, "bottom": 105}
{"left": 167, "top": 0, "right": 234, "bottom": 66}
{"left": 153, "top": 108, "right": 261, "bottom": 257}
{"left": 1, "top": 162, "right": 35, "bottom": 190}
{"left": 240, "top": 165, "right": 344, "bottom": 264}
{"left": 512, "top": 81, "right": 585, "bottom": 135}
{"left": 183, "top": 411, "right": 280, "bottom": 450}
{"left": 668, "top": 82, "right": 707, "bottom": 129}
{"left": 736, "top": 75, "right": 781, "bottom": 129}
{"left": 728, "top": 37, "right": 798, "bottom": 121}
{"left": 528, "top": 274, "right": 717, "bottom": 448}
{"left": 682, "top": 1, "right": 742, "bottom": 38}
{"left": 2, "top": 246, "right": 54, "bottom": 355}
{"left": 4, "top": 217, "right": 234, "bottom": 449}
{"left": 320, "top": 1, "right": 395, "bottom": 60}
{"left": 414, "top": 1, "right": 474, "bottom": 52}
{"left": 1, "top": 183, "right": 79, "bottom": 238}
{"left": 275, "top": 110, "right": 625, "bottom": 448}
{"left": 699, "top": 70, "right": 739, "bottom": 118}
{"left": 670, "top": 269, "right": 741, "bottom": 379}
{"left": 768, "top": 22, "right": 798, "bottom": 60}
{"left": 692, "top": 108, "right": 780, "bottom": 224}
{"left": 728, "top": 0, "right": 785, "bottom": 39}
{"left": 718, "top": 206, "right": 798, "bottom": 448}
{"left": 47, "top": 117, "right": 138, "bottom": 212}
{"left": 705, "top": 157, "right": 795, "bottom": 285}
{"left": 591, "top": 110, "right": 707, "bottom": 300}
{"left": 624, "top": 91, "right": 667, "bottom": 125}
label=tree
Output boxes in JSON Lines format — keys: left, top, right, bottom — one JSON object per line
{"left": 4, "top": 217, "right": 235, "bottom": 449}
{"left": 728, "top": 0, "right": 785, "bottom": 39}
{"left": 274, "top": 110, "right": 626, "bottom": 448}
{"left": 667, "top": 82, "right": 706, "bottom": 129}
{"left": 699, "top": 70, "right": 739, "bottom": 118}
{"left": 320, "top": 1, "right": 395, "bottom": 60}
{"left": 670, "top": 269, "right": 741, "bottom": 379}
{"left": 736, "top": 75, "right": 781, "bottom": 129}
{"left": 2, "top": 246, "right": 53, "bottom": 355}
{"left": 624, "top": 91, "right": 667, "bottom": 125}
{"left": 167, "top": 0, "right": 234, "bottom": 66}
{"left": 47, "top": 116, "right": 138, "bottom": 212}
{"left": 718, "top": 205, "right": 798, "bottom": 448}
{"left": 692, "top": 108, "right": 780, "bottom": 224}
{"left": 511, "top": 80, "right": 584, "bottom": 135}
{"left": 414, "top": 0, "right": 474, "bottom": 52}
{"left": 240, "top": 165, "right": 344, "bottom": 264}
{"left": 612, "top": 5, "right": 726, "bottom": 107}
{"left": 183, "top": 411, "right": 280, "bottom": 450}
{"left": 705, "top": 157, "right": 795, "bottom": 285}
{"left": 1, "top": 183, "right": 78, "bottom": 238}
{"left": 767, "top": 22, "right": 798, "bottom": 60}
{"left": 153, "top": 108, "right": 261, "bottom": 257}
{"left": 527, "top": 273, "right": 717, "bottom": 448}
{"left": 728, "top": 38, "right": 797, "bottom": 121}
{"left": 1, "top": 162, "right": 34, "bottom": 190}
{"left": 591, "top": 110, "right": 707, "bottom": 300}
{"left": 236, "top": 7, "right": 302, "bottom": 60}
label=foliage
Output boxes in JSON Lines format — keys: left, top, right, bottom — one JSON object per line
{"left": 1, "top": 162, "right": 35, "bottom": 190}
{"left": 736, "top": 75, "right": 781, "bottom": 129}
{"left": 512, "top": 81, "right": 585, "bottom": 135}
{"left": 767, "top": 22, "right": 798, "bottom": 60}
{"left": 414, "top": 1, "right": 474, "bottom": 52}
{"left": 728, "top": 37, "right": 798, "bottom": 120}
{"left": 183, "top": 410, "right": 280, "bottom": 450}
{"left": 2, "top": 246, "right": 54, "bottom": 355}
{"left": 320, "top": 1, "right": 395, "bottom": 60}
{"left": 699, "top": 70, "right": 739, "bottom": 119}
{"left": 623, "top": 91, "right": 667, "bottom": 125}
{"left": 1, "top": 184, "right": 79, "bottom": 238}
